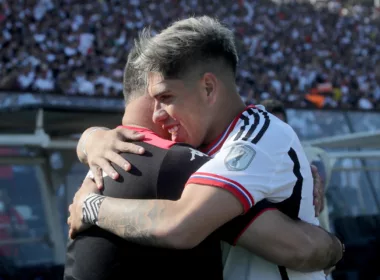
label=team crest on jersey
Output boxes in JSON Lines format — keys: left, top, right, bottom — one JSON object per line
{"left": 189, "top": 148, "right": 207, "bottom": 161}
{"left": 224, "top": 144, "right": 256, "bottom": 171}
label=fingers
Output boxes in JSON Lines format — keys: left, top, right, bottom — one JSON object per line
{"left": 90, "top": 165, "right": 104, "bottom": 189}
{"left": 67, "top": 216, "right": 71, "bottom": 228}
{"left": 96, "top": 156, "right": 121, "bottom": 179}
{"left": 67, "top": 204, "right": 79, "bottom": 239}
{"left": 115, "top": 141, "right": 145, "bottom": 155}
{"left": 82, "top": 177, "right": 101, "bottom": 194}
{"left": 314, "top": 189, "right": 323, "bottom": 217}
{"left": 313, "top": 188, "right": 322, "bottom": 217}
{"left": 117, "top": 127, "right": 145, "bottom": 141}
{"left": 105, "top": 150, "right": 133, "bottom": 171}
{"left": 313, "top": 182, "right": 319, "bottom": 201}
{"left": 313, "top": 188, "right": 321, "bottom": 214}
{"left": 310, "top": 164, "right": 318, "bottom": 174}
{"left": 86, "top": 126, "right": 144, "bottom": 169}
{"left": 67, "top": 207, "right": 73, "bottom": 238}
{"left": 88, "top": 144, "right": 142, "bottom": 183}
{"left": 69, "top": 228, "right": 76, "bottom": 239}
{"left": 67, "top": 220, "right": 74, "bottom": 239}
{"left": 314, "top": 199, "right": 321, "bottom": 217}
{"left": 84, "top": 127, "right": 145, "bottom": 185}
{"left": 311, "top": 164, "right": 322, "bottom": 217}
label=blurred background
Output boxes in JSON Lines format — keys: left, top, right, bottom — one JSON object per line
{"left": 0, "top": 0, "right": 379, "bottom": 279}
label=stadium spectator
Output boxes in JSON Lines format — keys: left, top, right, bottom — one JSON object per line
{"left": 1, "top": 0, "right": 380, "bottom": 110}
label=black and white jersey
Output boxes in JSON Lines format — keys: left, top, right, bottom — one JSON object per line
{"left": 187, "top": 106, "right": 324, "bottom": 280}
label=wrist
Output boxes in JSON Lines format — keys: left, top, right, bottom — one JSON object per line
{"left": 81, "top": 127, "right": 110, "bottom": 157}
{"left": 318, "top": 225, "right": 344, "bottom": 270}
{"left": 82, "top": 193, "right": 106, "bottom": 225}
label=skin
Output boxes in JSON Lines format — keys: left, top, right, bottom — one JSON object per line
{"left": 148, "top": 71, "right": 245, "bottom": 148}
{"left": 79, "top": 71, "right": 247, "bottom": 248}
{"left": 69, "top": 70, "right": 342, "bottom": 272}
{"left": 70, "top": 159, "right": 340, "bottom": 272}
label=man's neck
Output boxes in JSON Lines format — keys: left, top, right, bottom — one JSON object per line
{"left": 121, "top": 116, "right": 152, "bottom": 133}
{"left": 122, "top": 107, "right": 151, "bottom": 131}
{"left": 122, "top": 111, "right": 165, "bottom": 137}
{"left": 201, "top": 94, "right": 246, "bottom": 147}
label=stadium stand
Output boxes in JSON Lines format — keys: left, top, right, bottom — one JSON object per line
{"left": 0, "top": 1, "right": 379, "bottom": 280}
{"left": 1, "top": 0, "right": 380, "bottom": 110}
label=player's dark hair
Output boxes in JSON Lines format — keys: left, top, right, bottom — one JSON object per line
{"left": 123, "top": 47, "right": 146, "bottom": 104}
{"left": 133, "top": 16, "right": 239, "bottom": 81}
{"left": 261, "top": 99, "right": 288, "bottom": 123}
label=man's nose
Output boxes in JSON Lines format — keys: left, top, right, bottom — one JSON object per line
{"left": 153, "top": 108, "right": 169, "bottom": 124}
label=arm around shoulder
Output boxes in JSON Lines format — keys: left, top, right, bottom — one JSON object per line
{"left": 97, "top": 183, "right": 244, "bottom": 249}
{"left": 164, "top": 183, "right": 244, "bottom": 249}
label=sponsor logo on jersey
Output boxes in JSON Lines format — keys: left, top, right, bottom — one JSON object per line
{"left": 224, "top": 144, "right": 256, "bottom": 171}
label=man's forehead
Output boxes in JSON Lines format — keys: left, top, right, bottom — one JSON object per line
{"left": 147, "top": 72, "right": 182, "bottom": 95}
{"left": 148, "top": 72, "right": 165, "bottom": 85}
{"left": 148, "top": 73, "right": 166, "bottom": 94}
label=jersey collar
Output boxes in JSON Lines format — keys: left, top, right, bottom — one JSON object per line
{"left": 200, "top": 105, "right": 256, "bottom": 156}
{"left": 119, "top": 125, "right": 154, "bottom": 133}
{"left": 118, "top": 125, "right": 176, "bottom": 149}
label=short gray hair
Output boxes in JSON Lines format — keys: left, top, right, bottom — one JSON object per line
{"left": 123, "top": 46, "right": 146, "bottom": 103}
{"left": 133, "top": 16, "right": 239, "bottom": 80}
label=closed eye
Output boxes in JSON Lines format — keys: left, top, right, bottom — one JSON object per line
{"left": 159, "top": 95, "right": 172, "bottom": 103}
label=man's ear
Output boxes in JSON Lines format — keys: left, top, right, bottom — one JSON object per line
{"left": 202, "top": 72, "right": 218, "bottom": 105}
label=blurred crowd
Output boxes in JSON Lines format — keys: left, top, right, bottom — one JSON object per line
{"left": 1, "top": 0, "right": 380, "bottom": 110}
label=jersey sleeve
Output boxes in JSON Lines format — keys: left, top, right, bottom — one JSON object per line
{"left": 215, "top": 200, "right": 277, "bottom": 245}
{"left": 186, "top": 140, "right": 297, "bottom": 213}
{"left": 156, "top": 144, "right": 211, "bottom": 199}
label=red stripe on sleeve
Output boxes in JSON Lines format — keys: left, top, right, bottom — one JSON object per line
{"left": 193, "top": 172, "right": 254, "bottom": 205}
{"left": 186, "top": 177, "right": 251, "bottom": 213}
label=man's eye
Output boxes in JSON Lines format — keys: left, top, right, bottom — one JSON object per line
{"left": 159, "top": 95, "right": 171, "bottom": 102}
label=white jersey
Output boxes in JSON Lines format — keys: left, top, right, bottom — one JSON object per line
{"left": 187, "top": 106, "right": 324, "bottom": 280}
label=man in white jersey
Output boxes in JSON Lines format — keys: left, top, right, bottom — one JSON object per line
{"left": 186, "top": 104, "right": 323, "bottom": 279}
{"left": 69, "top": 16, "right": 342, "bottom": 279}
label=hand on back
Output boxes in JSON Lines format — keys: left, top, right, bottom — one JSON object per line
{"left": 82, "top": 127, "right": 145, "bottom": 188}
